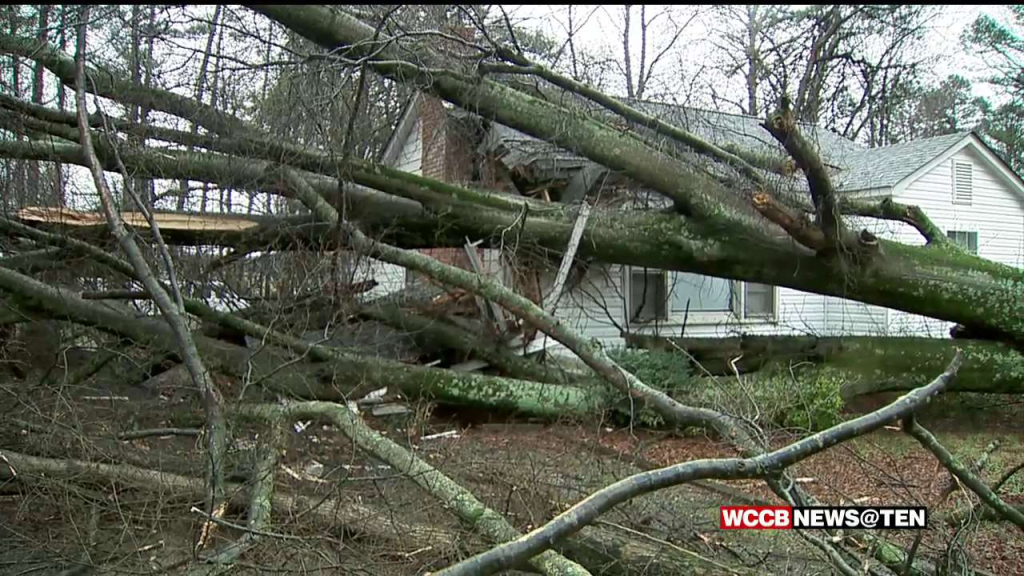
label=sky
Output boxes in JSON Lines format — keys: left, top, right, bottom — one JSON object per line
{"left": 501, "top": 4, "right": 1011, "bottom": 106}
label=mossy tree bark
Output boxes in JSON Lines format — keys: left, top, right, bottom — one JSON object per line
{"left": 626, "top": 334, "right": 1024, "bottom": 398}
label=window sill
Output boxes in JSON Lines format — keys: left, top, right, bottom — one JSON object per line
{"left": 633, "top": 313, "right": 778, "bottom": 326}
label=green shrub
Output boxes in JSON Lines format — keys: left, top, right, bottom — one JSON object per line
{"left": 756, "top": 366, "right": 846, "bottom": 431}
{"left": 606, "top": 348, "right": 845, "bottom": 432}
{"left": 607, "top": 348, "right": 695, "bottom": 427}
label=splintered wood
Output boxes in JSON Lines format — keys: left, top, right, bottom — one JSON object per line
{"left": 17, "top": 206, "right": 262, "bottom": 232}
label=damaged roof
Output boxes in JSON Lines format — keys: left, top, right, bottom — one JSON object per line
{"left": 390, "top": 92, "right": 1011, "bottom": 199}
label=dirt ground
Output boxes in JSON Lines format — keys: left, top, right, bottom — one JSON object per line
{"left": 1, "top": 371, "right": 1022, "bottom": 575}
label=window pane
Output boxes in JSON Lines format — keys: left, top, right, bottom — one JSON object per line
{"left": 744, "top": 282, "right": 774, "bottom": 316}
{"left": 631, "top": 271, "right": 667, "bottom": 321}
{"left": 670, "top": 272, "right": 732, "bottom": 312}
{"left": 947, "top": 230, "right": 978, "bottom": 254}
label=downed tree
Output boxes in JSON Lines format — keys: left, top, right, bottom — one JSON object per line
{"left": 4, "top": 53, "right": 1024, "bottom": 345}
{"left": 625, "top": 334, "right": 1024, "bottom": 398}
{"left": 0, "top": 6, "right": 1016, "bottom": 574}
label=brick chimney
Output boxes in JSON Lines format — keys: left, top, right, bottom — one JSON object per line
{"left": 419, "top": 24, "right": 477, "bottom": 184}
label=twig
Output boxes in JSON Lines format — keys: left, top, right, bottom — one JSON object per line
{"left": 118, "top": 428, "right": 201, "bottom": 441}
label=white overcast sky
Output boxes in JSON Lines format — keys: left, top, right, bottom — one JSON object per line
{"left": 501, "top": 4, "right": 1011, "bottom": 105}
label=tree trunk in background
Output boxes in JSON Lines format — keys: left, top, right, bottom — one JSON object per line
{"left": 177, "top": 4, "right": 221, "bottom": 212}
{"left": 52, "top": 5, "right": 67, "bottom": 206}
{"left": 26, "top": 5, "right": 49, "bottom": 206}
{"left": 6, "top": 5, "right": 26, "bottom": 211}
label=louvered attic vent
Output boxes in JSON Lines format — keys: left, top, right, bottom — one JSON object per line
{"left": 952, "top": 160, "right": 973, "bottom": 205}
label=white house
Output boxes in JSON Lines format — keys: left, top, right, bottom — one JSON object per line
{"left": 372, "top": 95, "right": 1024, "bottom": 355}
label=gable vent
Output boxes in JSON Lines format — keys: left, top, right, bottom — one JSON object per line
{"left": 952, "top": 160, "right": 973, "bottom": 205}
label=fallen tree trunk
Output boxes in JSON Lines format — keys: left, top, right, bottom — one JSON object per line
{"left": 626, "top": 334, "right": 1024, "bottom": 398}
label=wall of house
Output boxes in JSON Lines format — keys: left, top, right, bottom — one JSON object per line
{"left": 820, "top": 145, "right": 1024, "bottom": 338}
{"left": 355, "top": 112, "right": 421, "bottom": 301}
{"left": 361, "top": 106, "right": 497, "bottom": 303}
{"left": 395, "top": 117, "right": 422, "bottom": 174}
{"left": 540, "top": 145, "right": 1024, "bottom": 354}
{"left": 850, "top": 144, "right": 1024, "bottom": 337}
{"left": 532, "top": 266, "right": 830, "bottom": 355}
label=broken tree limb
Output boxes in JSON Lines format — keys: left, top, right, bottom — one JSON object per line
{"left": 182, "top": 297, "right": 613, "bottom": 417}
{"left": 903, "top": 418, "right": 1024, "bottom": 530}
{"left": 252, "top": 5, "right": 747, "bottom": 222}
{"left": 74, "top": 17, "right": 229, "bottom": 521}
{"left": 0, "top": 32, "right": 250, "bottom": 137}
{"left": 6, "top": 127, "right": 1024, "bottom": 350}
{"left": 0, "top": 449, "right": 456, "bottom": 554}
{"left": 763, "top": 101, "right": 847, "bottom": 248}
{"left": 751, "top": 189, "right": 827, "bottom": 251}
{"left": 0, "top": 263, "right": 610, "bottom": 419}
{"left": 838, "top": 197, "right": 950, "bottom": 248}
{"left": 279, "top": 167, "right": 730, "bottom": 433}
{"left": 0, "top": 447, "right": 745, "bottom": 575}
{"left": 480, "top": 52, "right": 770, "bottom": 188}
{"left": 237, "top": 401, "right": 592, "bottom": 576}
{"left": 438, "top": 352, "right": 963, "bottom": 576}
{"left": 359, "top": 302, "right": 584, "bottom": 385}
{"left": 6, "top": 24, "right": 1024, "bottom": 346}
{"left": 274, "top": 167, "right": 885, "bottom": 572}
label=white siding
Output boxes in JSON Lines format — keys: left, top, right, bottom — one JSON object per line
{"left": 353, "top": 118, "right": 423, "bottom": 297}
{"left": 395, "top": 117, "right": 423, "bottom": 175}
{"left": 826, "top": 145, "right": 1024, "bottom": 337}
{"left": 821, "top": 214, "right": 889, "bottom": 335}
{"left": 539, "top": 266, "right": 829, "bottom": 356}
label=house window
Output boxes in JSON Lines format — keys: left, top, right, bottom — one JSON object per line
{"left": 628, "top": 268, "right": 776, "bottom": 323}
{"left": 952, "top": 160, "right": 973, "bottom": 205}
{"left": 629, "top": 268, "right": 668, "bottom": 321}
{"left": 670, "top": 272, "right": 733, "bottom": 312}
{"left": 743, "top": 282, "right": 775, "bottom": 317}
{"left": 947, "top": 230, "right": 978, "bottom": 254}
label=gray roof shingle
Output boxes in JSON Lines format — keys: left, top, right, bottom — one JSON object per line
{"left": 831, "top": 132, "right": 969, "bottom": 192}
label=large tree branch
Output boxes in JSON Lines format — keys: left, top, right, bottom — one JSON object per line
{"left": 762, "top": 100, "right": 847, "bottom": 248}
{"left": 839, "top": 197, "right": 951, "bottom": 247}
{"left": 0, "top": 449, "right": 455, "bottom": 554}
{"left": 238, "top": 402, "right": 592, "bottom": 576}
{"left": 0, "top": 263, "right": 610, "bottom": 418}
{"left": 4, "top": 130, "right": 1024, "bottom": 345}
{"left": 250, "top": 5, "right": 753, "bottom": 223}
{"left": 0, "top": 32, "right": 250, "bottom": 136}
{"left": 278, "top": 167, "right": 730, "bottom": 432}
{"left": 480, "top": 53, "right": 769, "bottom": 187}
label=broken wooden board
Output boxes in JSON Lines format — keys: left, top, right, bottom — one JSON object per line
{"left": 17, "top": 206, "right": 262, "bottom": 232}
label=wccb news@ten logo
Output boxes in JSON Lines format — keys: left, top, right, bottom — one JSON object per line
{"left": 720, "top": 506, "right": 927, "bottom": 530}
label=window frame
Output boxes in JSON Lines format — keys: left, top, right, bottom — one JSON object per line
{"left": 741, "top": 281, "right": 778, "bottom": 319}
{"left": 625, "top": 267, "right": 778, "bottom": 325}
{"left": 627, "top": 268, "right": 670, "bottom": 323}
{"left": 946, "top": 230, "right": 978, "bottom": 254}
